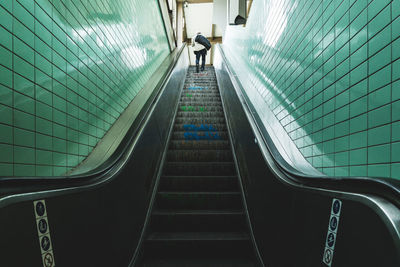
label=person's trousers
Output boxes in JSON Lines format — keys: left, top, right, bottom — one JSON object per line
{"left": 194, "top": 49, "right": 207, "bottom": 70}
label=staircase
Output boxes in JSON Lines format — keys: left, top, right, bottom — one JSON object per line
{"left": 139, "top": 66, "right": 257, "bottom": 266}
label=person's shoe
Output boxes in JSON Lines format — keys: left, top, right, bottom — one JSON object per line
{"left": 200, "top": 67, "right": 204, "bottom": 71}
{"left": 196, "top": 65, "right": 199, "bottom": 73}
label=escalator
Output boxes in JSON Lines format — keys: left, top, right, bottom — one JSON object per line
{"left": 139, "top": 66, "right": 258, "bottom": 266}
{"left": 0, "top": 45, "right": 399, "bottom": 267}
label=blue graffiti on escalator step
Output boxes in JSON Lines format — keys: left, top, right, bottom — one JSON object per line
{"left": 183, "top": 124, "right": 216, "bottom": 131}
{"left": 184, "top": 132, "right": 221, "bottom": 140}
{"left": 183, "top": 124, "right": 220, "bottom": 140}
{"left": 187, "top": 86, "right": 207, "bottom": 90}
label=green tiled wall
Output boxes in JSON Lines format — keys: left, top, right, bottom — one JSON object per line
{"left": 0, "top": 0, "right": 170, "bottom": 176}
{"left": 223, "top": 0, "right": 400, "bottom": 179}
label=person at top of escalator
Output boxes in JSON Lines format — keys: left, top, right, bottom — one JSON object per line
{"left": 192, "top": 32, "right": 210, "bottom": 73}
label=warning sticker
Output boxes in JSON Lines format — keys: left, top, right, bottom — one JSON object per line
{"left": 40, "top": 235, "right": 52, "bottom": 253}
{"left": 34, "top": 200, "right": 47, "bottom": 218}
{"left": 37, "top": 219, "right": 48, "bottom": 235}
{"left": 323, "top": 248, "right": 333, "bottom": 265}
{"left": 326, "top": 232, "right": 336, "bottom": 248}
{"left": 322, "top": 198, "right": 342, "bottom": 266}
{"left": 42, "top": 251, "right": 55, "bottom": 267}
{"left": 34, "top": 200, "right": 56, "bottom": 267}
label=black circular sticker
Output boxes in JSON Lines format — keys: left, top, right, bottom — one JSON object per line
{"left": 36, "top": 202, "right": 46, "bottom": 217}
{"left": 38, "top": 219, "right": 48, "bottom": 234}
{"left": 41, "top": 236, "right": 51, "bottom": 251}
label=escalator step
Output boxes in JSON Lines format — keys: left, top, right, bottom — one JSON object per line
{"left": 166, "top": 150, "right": 233, "bottom": 162}
{"left": 178, "top": 105, "right": 223, "bottom": 112}
{"left": 169, "top": 140, "right": 230, "bottom": 150}
{"left": 163, "top": 162, "right": 235, "bottom": 176}
{"left": 179, "top": 102, "right": 222, "bottom": 107}
{"left": 156, "top": 192, "right": 242, "bottom": 210}
{"left": 150, "top": 210, "right": 246, "bottom": 232}
{"left": 179, "top": 104, "right": 222, "bottom": 110}
{"left": 173, "top": 123, "right": 227, "bottom": 131}
{"left": 181, "top": 91, "right": 220, "bottom": 96}
{"left": 183, "top": 87, "right": 218, "bottom": 91}
{"left": 181, "top": 93, "right": 221, "bottom": 98}
{"left": 147, "top": 231, "right": 249, "bottom": 241}
{"left": 141, "top": 259, "right": 256, "bottom": 267}
{"left": 176, "top": 111, "right": 225, "bottom": 118}
{"left": 180, "top": 96, "right": 221, "bottom": 102}
{"left": 143, "top": 232, "right": 252, "bottom": 259}
{"left": 174, "top": 117, "right": 226, "bottom": 125}
{"left": 184, "top": 84, "right": 218, "bottom": 87}
{"left": 158, "top": 175, "right": 238, "bottom": 191}
{"left": 171, "top": 131, "right": 229, "bottom": 141}
{"left": 152, "top": 210, "right": 244, "bottom": 215}
{"left": 184, "top": 82, "right": 217, "bottom": 85}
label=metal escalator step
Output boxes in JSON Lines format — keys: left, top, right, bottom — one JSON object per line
{"left": 171, "top": 131, "right": 229, "bottom": 140}
{"left": 184, "top": 78, "right": 216, "bottom": 80}
{"left": 174, "top": 117, "right": 225, "bottom": 125}
{"left": 141, "top": 258, "right": 256, "bottom": 267}
{"left": 180, "top": 96, "right": 221, "bottom": 102}
{"left": 178, "top": 105, "right": 223, "bottom": 112}
{"left": 169, "top": 140, "right": 230, "bottom": 150}
{"left": 156, "top": 191, "right": 241, "bottom": 210}
{"left": 179, "top": 102, "right": 222, "bottom": 108}
{"left": 176, "top": 111, "right": 225, "bottom": 117}
{"left": 183, "top": 86, "right": 218, "bottom": 90}
{"left": 180, "top": 95, "right": 221, "bottom": 100}
{"left": 184, "top": 83, "right": 217, "bottom": 85}
{"left": 164, "top": 162, "right": 235, "bottom": 176}
{"left": 166, "top": 150, "right": 233, "bottom": 162}
{"left": 173, "top": 123, "right": 227, "bottom": 131}
{"left": 183, "top": 89, "right": 218, "bottom": 92}
{"left": 143, "top": 232, "right": 253, "bottom": 259}
{"left": 158, "top": 175, "right": 239, "bottom": 191}
{"left": 147, "top": 232, "right": 249, "bottom": 241}
{"left": 179, "top": 101, "right": 222, "bottom": 106}
{"left": 182, "top": 88, "right": 219, "bottom": 92}
{"left": 181, "top": 89, "right": 219, "bottom": 93}
{"left": 152, "top": 210, "right": 244, "bottom": 215}
{"left": 185, "top": 76, "right": 217, "bottom": 79}
{"left": 150, "top": 210, "right": 246, "bottom": 232}
{"left": 184, "top": 82, "right": 217, "bottom": 85}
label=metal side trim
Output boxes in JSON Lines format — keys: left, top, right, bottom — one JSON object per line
{"left": 216, "top": 63, "right": 266, "bottom": 267}
{"left": 128, "top": 47, "right": 190, "bottom": 267}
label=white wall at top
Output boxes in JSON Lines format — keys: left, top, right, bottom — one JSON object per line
{"left": 212, "top": 0, "right": 227, "bottom": 38}
{"left": 184, "top": 3, "right": 213, "bottom": 38}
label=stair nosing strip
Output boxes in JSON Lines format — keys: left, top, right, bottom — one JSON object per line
{"left": 158, "top": 191, "right": 240, "bottom": 195}
{"left": 161, "top": 175, "right": 237, "bottom": 178}
{"left": 152, "top": 210, "right": 244, "bottom": 215}
{"left": 147, "top": 232, "right": 250, "bottom": 241}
